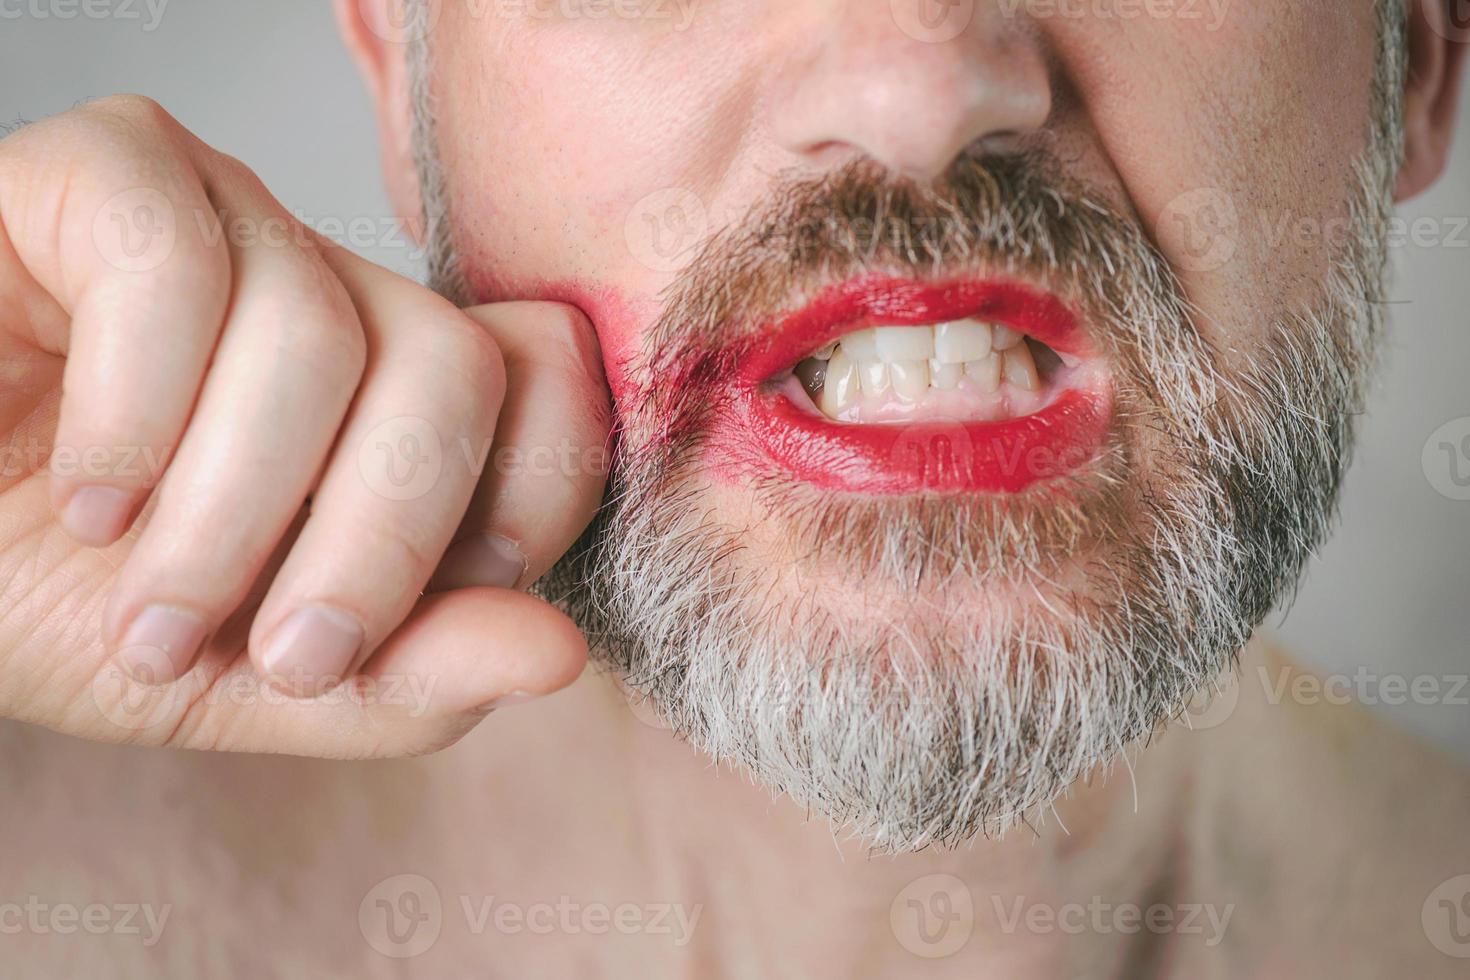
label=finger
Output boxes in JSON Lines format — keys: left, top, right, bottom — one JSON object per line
{"left": 0, "top": 97, "right": 233, "bottom": 546}
{"left": 427, "top": 301, "right": 612, "bottom": 593}
{"left": 245, "top": 245, "right": 506, "bottom": 694}
{"left": 86, "top": 589, "right": 587, "bottom": 759}
{"left": 99, "top": 167, "right": 367, "bottom": 685}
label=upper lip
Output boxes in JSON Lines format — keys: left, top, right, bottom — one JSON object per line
{"left": 735, "top": 272, "right": 1090, "bottom": 387}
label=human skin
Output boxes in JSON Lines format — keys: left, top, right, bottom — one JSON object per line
{"left": 0, "top": 0, "right": 1468, "bottom": 976}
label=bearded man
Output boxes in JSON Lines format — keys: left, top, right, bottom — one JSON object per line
{"left": 0, "top": 0, "right": 1466, "bottom": 975}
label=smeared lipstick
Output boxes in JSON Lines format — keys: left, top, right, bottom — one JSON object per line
{"left": 716, "top": 274, "right": 1112, "bottom": 495}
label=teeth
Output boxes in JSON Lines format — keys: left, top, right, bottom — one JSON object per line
{"left": 858, "top": 359, "right": 890, "bottom": 395}
{"left": 1002, "top": 344, "right": 1040, "bottom": 391}
{"left": 928, "top": 360, "right": 963, "bottom": 390}
{"left": 933, "top": 320, "right": 993, "bottom": 364}
{"left": 799, "top": 322, "right": 1059, "bottom": 418}
{"left": 873, "top": 326, "right": 934, "bottom": 361}
{"left": 966, "top": 353, "right": 1002, "bottom": 393}
{"left": 819, "top": 347, "right": 859, "bottom": 416}
{"left": 838, "top": 328, "right": 878, "bottom": 360}
{"left": 889, "top": 360, "right": 929, "bottom": 401}
{"left": 992, "top": 324, "right": 1024, "bottom": 351}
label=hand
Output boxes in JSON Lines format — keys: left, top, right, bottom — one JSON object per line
{"left": 0, "top": 96, "right": 609, "bottom": 757}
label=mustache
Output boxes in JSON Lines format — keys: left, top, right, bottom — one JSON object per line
{"left": 640, "top": 145, "right": 1194, "bottom": 369}
{"left": 617, "top": 145, "right": 1215, "bottom": 493}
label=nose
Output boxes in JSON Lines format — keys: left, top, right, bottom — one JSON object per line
{"left": 766, "top": 2, "right": 1053, "bottom": 181}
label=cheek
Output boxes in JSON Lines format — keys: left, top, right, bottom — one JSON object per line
{"left": 528, "top": 280, "right": 658, "bottom": 404}
{"left": 1053, "top": 2, "right": 1379, "bottom": 341}
{"left": 435, "top": 19, "right": 757, "bottom": 396}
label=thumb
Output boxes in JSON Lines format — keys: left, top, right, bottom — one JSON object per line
{"left": 428, "top": 300, "right": 613, "bottom": 593}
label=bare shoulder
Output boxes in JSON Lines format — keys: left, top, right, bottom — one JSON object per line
{"left": 1179, "top": 638, "right": 1470, "bottom": 975}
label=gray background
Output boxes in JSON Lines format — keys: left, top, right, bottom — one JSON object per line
{"left": 3, "top": 2, "right": 1468, "bottom": 758}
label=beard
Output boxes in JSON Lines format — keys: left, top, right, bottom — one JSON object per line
{"left": 409, "top": 3, "right": 1405, "bottom": 850}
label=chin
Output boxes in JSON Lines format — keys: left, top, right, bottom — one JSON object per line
{"left": 530, "top": 144, "right": 1392, "bottom": 850}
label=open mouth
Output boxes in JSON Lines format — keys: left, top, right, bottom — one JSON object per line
{"left": 718, "top": 275, "right": 1114, "bottom": 495}
{"left": 786, "top": 320, "right": 1077, "bottom": 424}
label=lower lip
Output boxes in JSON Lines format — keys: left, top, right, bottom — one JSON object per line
{"left": 724, "top": 386, "right": 1112, "bottom": 495}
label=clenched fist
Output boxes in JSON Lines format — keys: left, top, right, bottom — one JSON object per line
{"left": 0, "top": 96, "right": 609, "bottom": 757}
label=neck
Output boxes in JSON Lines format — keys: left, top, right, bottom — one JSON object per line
{"left": 551, "top": 659, "right": 1205, "bottom": 978}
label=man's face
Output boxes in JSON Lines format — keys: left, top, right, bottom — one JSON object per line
{"left": 401, "top": 0, "right": 1402, "bottom": 848}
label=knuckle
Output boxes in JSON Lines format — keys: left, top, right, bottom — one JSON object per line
{"left": 372, "top": 514, "right": 446, "bottom": 577}
{"left": 87, "top": 94, "right": 177, "bottom": 130}
{"left": 258, "top": 259, "right": 368, "bottom": 381}
{"left": 67, "top": 95, "right": 184, "bottom": 157}
{"left": 424, "top": 312, "right": 507, "bottom": 411}
{"left": 85, "top": 93, "right": 176, "bottom": 128}
{"left": 201, "top": 149, "right": 269, "bottom": 199}
{"left": 3, "top": 98, "right": 179, "bottom": 193}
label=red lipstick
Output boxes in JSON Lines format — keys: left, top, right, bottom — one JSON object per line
{"left": 715, "top": 274, "right": 1112, "bottom": 495}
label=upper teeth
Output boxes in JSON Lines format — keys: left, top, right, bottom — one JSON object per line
{"left": 800, "top": 319, "right": 1046, "bottom": 418}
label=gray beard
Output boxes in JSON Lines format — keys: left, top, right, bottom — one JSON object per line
{"left": 408, "top": 1, "right": 1405, "bottom": 850}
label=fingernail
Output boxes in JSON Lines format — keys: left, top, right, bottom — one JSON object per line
{"left": 61, "top": 486, "right": 136, "bottom": 546}
{"left": 261, "top": 605, "right": 364, "bottom": 696}
{"left": 117, "top": 605, "right": 209, "bottom": 685}
{"left": 429, "top": 533, "right": 528, "bottom": 593}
